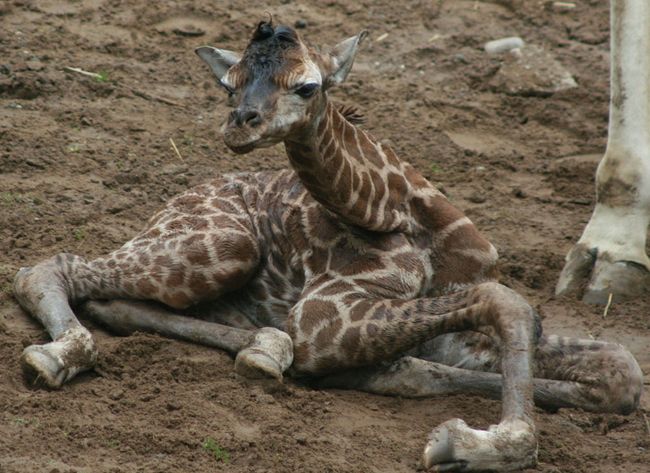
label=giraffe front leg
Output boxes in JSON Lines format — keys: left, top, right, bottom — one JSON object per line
{"left": 234, "top": 328, "right": 293, "bottom": 381}
{"left": 14, "top": 257, "right": 98, "bottom": 388}
{"left": 288, "top": 280, "right": 539, "bottom": 472}
{"left": 423, "top": 418, "right": 535, "bottom": 472}
{"left": 82, "top": 299, "right": 293, "bottom": 381}
{"left": 14, "top": 177, "right": 262, "bottom": 388}
{"left": 420, "top": 284, "right": 538, "bottom": 472}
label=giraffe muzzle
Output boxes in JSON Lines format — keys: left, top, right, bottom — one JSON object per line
{"left": 222, "top": 125, "right": 263, "bottom": 155}
{"left": 222, "top": 106, "right": 273, "bottom": 154}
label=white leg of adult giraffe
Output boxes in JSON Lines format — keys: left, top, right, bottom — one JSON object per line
{"left": 557, "top": 0, "right": 650, "bottom": 303}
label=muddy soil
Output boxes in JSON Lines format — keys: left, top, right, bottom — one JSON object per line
{"left": 1, "top": 1, "right": 649, "bottom": 472}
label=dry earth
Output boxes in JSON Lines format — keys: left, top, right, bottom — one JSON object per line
{"left": 1, "top": 1, "right": 649, "bottom": 472}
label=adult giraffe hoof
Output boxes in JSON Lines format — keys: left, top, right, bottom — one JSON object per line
{"left": 21, "top": 327, "right": 97, "bottom": 389}
{"left": 556, "top": 244, "right": 650, "bottom": 304}
{"left": 235, "top": 327, "right": 293, "bottom": 381}
{"left": 423, "top": 418, "right": 537, "bottom": 472}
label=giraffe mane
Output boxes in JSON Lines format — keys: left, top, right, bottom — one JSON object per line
{"left": 336, "top": 103, "right": 366, "bottom": 126}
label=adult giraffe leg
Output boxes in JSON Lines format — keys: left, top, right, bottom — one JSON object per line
{"left": 287, "top": 281, "right": 539, "bottom": 472}
{"left": 557, "top": 0, "right": 650, "bottom": 303}
{"left": 13, "top": 178, "right": 262, "bottom": 388}
{"left": 318, "top": 333, "right": 642, "bottom": 415}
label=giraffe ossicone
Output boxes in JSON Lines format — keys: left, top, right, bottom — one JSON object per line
{"left": 14, "top": 17, "right": 642, "bottom": 472}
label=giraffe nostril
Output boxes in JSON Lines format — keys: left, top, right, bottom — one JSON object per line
{"left": 233, "top": 109, "right": 262, "bottom": 128}
{"left": 242, "top": 110, "right": 262, "bottom": 127}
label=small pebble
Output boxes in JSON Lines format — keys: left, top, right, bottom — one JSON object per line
{"left": 25, "top": 59, "right": 44, "bottom": 71}
{"left": 484, "top": 36, "right": 525, "bottom": 54}
{"left": 108, "top": 389, "right": 124, "bottom": 401}
{"left": 468, "top": 192, "right": 487, "bottom": 204}
{"left": 453, "top": 53, "right": 468, "bottom": 64}
{"left": 294, "top": 19, "right": 307, "bottom": 29}
{"left": 255, "top": 393, "right": 275, "bottom": 404}
{"left": 41, "top": 234, "right": 56, "bottom": 246}
{"left": 512, "top": 188, "right": 527, "bottom": 198}
{"left": 14, "top": 238, "right": 30, "bottom": 249}
{"left": 550, "top": 1, "right": 576, "bottom": 11}
{"left": 172, "top": 27, "right": 205, "bottom": 37}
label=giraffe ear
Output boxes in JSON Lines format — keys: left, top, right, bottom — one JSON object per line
{"left": 325, "top": 31, "right": 368, "bottom": 87}
{"left": 195, "top": 46, "right": 241, "bottom": 80}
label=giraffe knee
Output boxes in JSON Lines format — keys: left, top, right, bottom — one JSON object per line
{"left": 13, "top": 253, "right": 79, "bottom": 309}
{"left": 472, "top": 282, "right": 541, "bottom": 341}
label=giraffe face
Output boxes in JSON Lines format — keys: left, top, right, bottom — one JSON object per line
{"left": 196, "top": 21, "right": 367, "bottom": 154}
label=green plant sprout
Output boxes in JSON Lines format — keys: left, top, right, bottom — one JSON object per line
{"left": 202, "top": 437, "right": 230, "bottom": 464}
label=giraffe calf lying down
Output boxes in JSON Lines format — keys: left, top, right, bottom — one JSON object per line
{"left": 14, "top": 21, "right": 643, "bottom": 472}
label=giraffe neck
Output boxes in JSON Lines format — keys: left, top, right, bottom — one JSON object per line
{"left": 284, "top": 101, "right": 414, "bottom": 232}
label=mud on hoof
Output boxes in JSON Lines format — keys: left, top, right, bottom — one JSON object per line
{"left": 235, "top": 327, "right": 293, "bottom": 381}
{"left": 423, "top": 418, "right": 537, "bottom": 472}
{"left": 22, "top": 327, "right": 97, "bottom": 389}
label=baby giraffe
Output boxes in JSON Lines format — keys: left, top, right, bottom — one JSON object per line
{"left": 14, "top": 21, "right": 642, "bottom": 471}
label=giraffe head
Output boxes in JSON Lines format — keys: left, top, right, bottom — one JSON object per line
{"left": 196, "top": 20, "right": 367, "bottom": 154}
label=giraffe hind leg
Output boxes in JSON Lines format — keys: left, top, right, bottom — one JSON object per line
{"left": 533, "top": 334, "right": 642, "bottom": 414}
{"left": 317, "top": 333, "right": 642, "bottom": 415}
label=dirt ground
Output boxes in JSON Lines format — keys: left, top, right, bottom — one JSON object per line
{"left": 1, "top": 0, "right": 649, "bottom": 472}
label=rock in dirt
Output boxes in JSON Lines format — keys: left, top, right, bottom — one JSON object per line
{"left": 109, "top": 388, "right": 125, "bottom": 401}
{"left": 512, "top": 187, "right": 527, "bottom": 198}
{"left": 546, "top": 1, "right": 576, "bottom": 12}
{"left": 489, "top": 45, "right": 577, "bottom": 96}
{"left": 468, "top": 192, "right": 487, "bottom": 204}
{"left": 154, "top": 17, "right": 209, "bottom": 37}
{"left": 294, "top": 433, "right": 308, "bottom": 445}
{"left": 172, "top": 27, "right": 205, "bottom": 37}
{"left": 484, "top": 36, "right": 525, "bottom": 54}
{"left": 25, "top": 59, "right": 45, "bottom": 71}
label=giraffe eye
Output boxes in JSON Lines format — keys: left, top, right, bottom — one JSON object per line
{"left": 294, "top": 83, "right": 319, "bottom": 98}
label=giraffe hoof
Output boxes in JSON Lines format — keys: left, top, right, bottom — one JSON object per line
{"left": 235, "top": 327, "right": 293, "bottom": 381}
{"left": 582, "top": 259, "right": 650, "bottom": 304}
{"left": 556, "top": 244, "right": 650, "bottom": 303}
{"left": 422, "top": 418, "right": 537, "bottom": 472}
{"left": 21, "top": 327, "right": 97, "bottom": 389}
